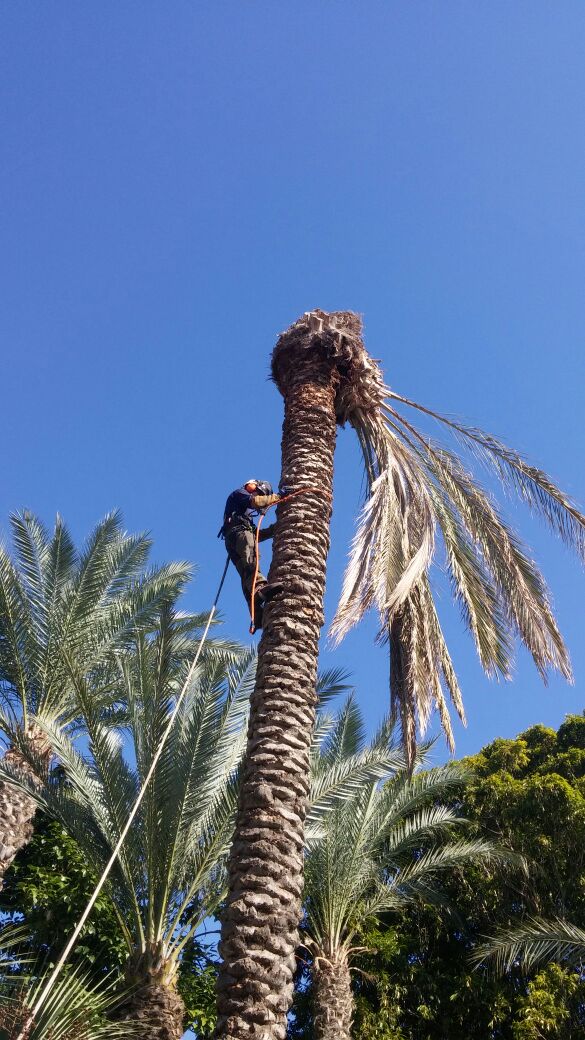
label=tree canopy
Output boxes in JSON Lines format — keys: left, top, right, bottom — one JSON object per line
{"left": 297, "top": 712, "right": 585, "bottom": 1040}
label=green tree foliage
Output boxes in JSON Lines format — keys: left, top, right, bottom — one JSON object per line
{"left": 349, "top": 713, "right": 585, "bottom": 1040}
{"left": 0, "top": 813, "right": 218, "bottom": 1035}
{"left": 0, "top": 813, "right": 125, "bottom": 974}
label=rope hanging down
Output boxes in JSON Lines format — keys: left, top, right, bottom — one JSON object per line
{"left": 249, "top": 487, "right": 328, "bottom": 634}
{"left": 18, "top": 556, "right": 231, "bottom": 1036}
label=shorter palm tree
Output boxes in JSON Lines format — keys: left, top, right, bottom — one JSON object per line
{"left": 1, "top": 604, "right": 396, "bottom": 1040}
{"left": 302, "top": 754, "right": 515, "bottom": 1040}
{"left": 0, "top": 509, "right": 190, "bottom": 884}
{"left": 474, "top": 916, "right": 585, "bottom": 974}
{"left": 14, "top": 606, "right": 254, "bottom": 1040}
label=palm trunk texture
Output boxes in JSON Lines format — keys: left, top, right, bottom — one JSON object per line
{"left": 216, "top": 311, "right": 365, "bottom": 1040}
{"left": 0, "top": 735, "right": 48, "bottom": 888}
{"left": 116, "top": 948, "right": 185, "bottom": 1040}
{"left": 313, "top": 948, "right": 353, "bottom": 1040}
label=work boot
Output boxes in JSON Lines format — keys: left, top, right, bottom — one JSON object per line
{"left": 251, "top": 591, "right": 265, "bottom": 631}
{"left": 259, "top": 581, "right": 284, "bottom": 602}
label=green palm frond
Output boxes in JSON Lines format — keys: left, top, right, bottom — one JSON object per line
{"left": 0, "top": 511, "right": 191, "bottom": 736}
{"left": 307, "top": 699, "right": 407, "bottom": 837}
{"left": 319, "top": 694, "right": 365, "bottom": 762}
{"left": 0, "top": 968, "right": 136, "bottom": 1040}
{"left": 307, "top": 751, "right": 400, "bottom": 838}
{"left": 0, "top": 925, "right": 135, "bottom": 1040}
{"left": 303, "top": 748, "right": 513, "bottom": 959}
{"left": 0, "top": 545, "right": 37, "bottom": 724}
{"left": 2, "top": 597, "right": 254, "bottom": 975}
{"left": 315, "top": 667, "right": 354, "bottom": 707}
{"left": 473, "top": 916, "right": 585, "bottom": 974}
{"left": 374, "top": 762, "right": 468, "bottom": 830}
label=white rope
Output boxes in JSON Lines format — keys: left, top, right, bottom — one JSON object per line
{"left": 21, "top": 557, "right": 231, "bottom": 1033}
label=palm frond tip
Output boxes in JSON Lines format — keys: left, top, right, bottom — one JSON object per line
{"left": 473, "top": 916, "right": 585, "bottom": 974}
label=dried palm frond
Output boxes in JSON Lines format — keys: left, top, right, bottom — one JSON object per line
{"left": 387, "top": 391, "right": 585, "bottom": 560}
{"left": 385, "top": 406, "right": 573, "bottom": 682}
{"left": 319, "top": 314, "right": 584, "bottom": 762}
{"left": 330, "top": 413, "right": 435, "bottom": 646}
{"left": 386, "top": 578, "right": 465, "bottom": 769}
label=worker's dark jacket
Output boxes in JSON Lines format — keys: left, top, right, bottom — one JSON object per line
{"left": 221, "top": 487, "right": 275, "bottom": 608}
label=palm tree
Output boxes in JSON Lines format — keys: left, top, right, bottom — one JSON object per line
{"left": 474, "top": 916, "right": 585, "bottom": 974}
{"left": 7, "top": 605, "right": 253, "bottom": 1040}
{"left": 215, "top": 309, "right": 585, "bottom": 1039}
{"left": 303, "top": 756, "right": 513, "bottom": 1040}
{"left": 0, "top": 510, "right": 189, "bottom": 887}
{"left": 1, "top": 604, "right": 387, "bottom": 1040}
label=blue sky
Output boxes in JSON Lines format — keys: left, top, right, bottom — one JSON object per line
{"left": 1, "top": 2, "right": 584, "bottom": 761}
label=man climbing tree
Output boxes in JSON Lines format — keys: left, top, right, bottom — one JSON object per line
{"left": 214, "top": 310, "right": 585, "bottom": 1040}
{"left": 220, "top": 479, "right": 282, "bottom": 629}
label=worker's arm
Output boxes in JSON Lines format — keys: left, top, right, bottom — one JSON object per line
{"left": 250, "top": 493, "right": 280, "bottom": 509}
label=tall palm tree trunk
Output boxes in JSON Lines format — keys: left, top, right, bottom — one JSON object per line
{"left": 215, "top": 314, "right": 357, "bottom": 1039}
{"left": 0, "top": 731, "right": 48, "bottom": 887}
{"left": 312, "top": 948, "right": 353, "bottom": 1040}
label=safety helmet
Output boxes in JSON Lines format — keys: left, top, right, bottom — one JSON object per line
{"left": 244, "top": 479, "right": 272, "bottom": 495}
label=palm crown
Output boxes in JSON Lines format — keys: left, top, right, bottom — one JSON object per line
{"left": 0, "top": 509, "right": 190, "bottom": 741}
{"left": 25, "top": 610, "right": 254, "bottom": 986}
{"left": 304, "top": 751, "right": 508, "bottom": 958}
{"left": 305, "top": 311, "right": 585, "bottom": 762}
{"left": 0, "top": 509, "right": 192, "bottom": 888}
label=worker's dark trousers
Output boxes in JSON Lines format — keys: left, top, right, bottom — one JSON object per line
{"left": 224, "top": 523, "right": 273, "bottom": 611}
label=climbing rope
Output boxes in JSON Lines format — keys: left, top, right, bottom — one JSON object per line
{"left": 248, "top": 487, "right": 327, "bottom": 634}
{"left": 18, "top": 555, "right": 232, "bottom": 1035}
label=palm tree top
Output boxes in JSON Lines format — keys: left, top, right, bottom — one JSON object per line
{"left": 304, "top": 744, "right": 511, "bottom": 960}
{"left": 0, "top": 509, "right": 192, "bottom": 739}
{"left": 272, "top": 309, "right": 585, "bottom": 764}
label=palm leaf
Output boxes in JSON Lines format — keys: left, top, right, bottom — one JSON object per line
{"left": 473, "top": 916, "right": 585, "bottom": 974}
{"left": 386, "top": 391, "right": 585, "bottom": 559}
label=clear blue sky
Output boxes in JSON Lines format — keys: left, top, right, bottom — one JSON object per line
{"left": 2, "top": 2, "right": 584, "bottom": 761}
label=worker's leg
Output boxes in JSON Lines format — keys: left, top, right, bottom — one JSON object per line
{"left": 225, "top": 527, "right": 267, "bottom": 608}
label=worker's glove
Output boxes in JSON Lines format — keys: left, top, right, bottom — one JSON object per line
{"left": 251, "top": 493, "right": 281, "bottom": 509}
{"left": 279, "top": 484, "right": 294, "bottom": 496}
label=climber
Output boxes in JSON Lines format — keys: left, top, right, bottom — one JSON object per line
{"left": 219, "top": 479, "right": 283, "bottom": 629}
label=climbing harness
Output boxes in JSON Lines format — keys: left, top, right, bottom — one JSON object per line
{"left": 218, "top": 480, "right": 274, "bottom": 540}
{"left": 17, "top": 555, "right": 232, "bottom": 1036}
{"left": 248, "top": 486, "right": 327, "bottom": 634}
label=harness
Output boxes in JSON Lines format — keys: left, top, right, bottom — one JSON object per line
{"left": 217, "top": 511, "right": 259, "bottom": 540}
